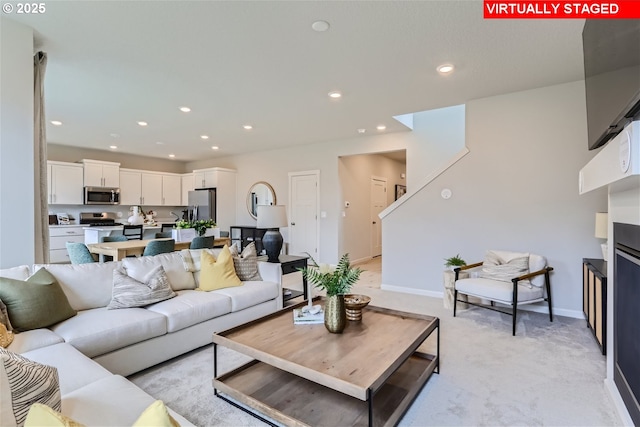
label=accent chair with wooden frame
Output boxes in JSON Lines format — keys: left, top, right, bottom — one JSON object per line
{"left": 453, "top": 250, "right": 554, "bottom": 336}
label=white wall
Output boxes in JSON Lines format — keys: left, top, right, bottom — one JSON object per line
{"left": 0, "top": 18, "right": 34, "bottom": 268}
{"left": 338, "top": 153, "right": 406, "bottom": 263}
{"left": 186, "top": 105, "right": 464, "bottom": 265}
{"left": 382, "top": 81, "right": 607, "bottom": 316}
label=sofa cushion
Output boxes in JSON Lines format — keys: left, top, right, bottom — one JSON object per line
{"left": 213, "top": 280, "right": 280, "bottom": 312}
{"left": 7, "top": 329, "right": 65, "bottom": 354}
{"left": 229, "top": 243, "right": 262, "bottom": 281}
{"left": 0, "top": 268, "right": 77, "bottom": 332}
{"left": 0, "top": 348, "right": 61, "bottom": 427}
{"left": 455, "top": 277, "right": 544, "bottom": 303}
{"left": 123, "top": 253, "right": 195, "bottom": 291}
{"left": 198, "top": 249, "right": 242, "bottom": 291}
{"left": 108, "top": 266, "right": 176, "bottom": 309}
{"left": 33, "top": 263, "right": 121, "bottom": 311}
{"left": 61, "top": 375, "right": 192, "bottom": 427}
{"left": 0, "top": 265, "right": 30, "bottom": 280}
{"left": 146, "top": 290, "right": 232, "bottom": 333}
{"left": 22, "top": 343, "right": 112, "bottom": 396}
{"left": 50, "top": 308, "right": 167, "bottom": 359}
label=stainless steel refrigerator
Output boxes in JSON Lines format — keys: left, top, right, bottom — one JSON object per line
{"left": 188, "top": 189, "right": 216, "bottom": 222}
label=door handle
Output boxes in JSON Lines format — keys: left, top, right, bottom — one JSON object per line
{"left": 291, "top": 222, "right": 296, "bottom": 226}
{"left": 372, "top": 221, "right": 376, "bottom": 224}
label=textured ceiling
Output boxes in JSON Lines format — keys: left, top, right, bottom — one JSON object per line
{"left": 8, "top": 1, "right": 585, "bottom": 161}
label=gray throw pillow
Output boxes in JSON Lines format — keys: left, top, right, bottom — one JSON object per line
{"left": 480, "top": 253, "right": 529, "bottom": 285}
{"left": 0, "top": 268, "right": 77, "bottom": 332}
{"left": 229, "top": 243, "right": 262, "bottom": 281}
{"left": 108, "top": 265, "right": 176, "bottom": 309}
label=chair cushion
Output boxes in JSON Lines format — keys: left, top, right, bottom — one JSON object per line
{"left": 0, "top": 348, "right": 61, "bottom": 427}
{"left": 455, "top": 277, "right": 544, "bottom": 304}
{"left": 108, "top": 266, "right": 176, "bottom": 309}
{"left": 50, "top": 308, "right": 167, "bottom": 358}
{"left": 146, "top": 290, "right": 232, "bottom": 333}
{"left": 123, "top": 253, "right": 196, "bottom": 291}
{"left": 0, "top": 268, "right": 77, "bottom": 332}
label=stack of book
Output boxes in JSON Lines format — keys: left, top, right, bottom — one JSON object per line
{"left": 293, "top": 306, "right": 324, "bottom": 324}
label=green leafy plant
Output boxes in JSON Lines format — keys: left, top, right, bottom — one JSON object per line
{"left": 174, "top": 219, "right": 217, "bottom": 236}
{"left": 300, "top": 253, "right": 362, "bottom": 297}
{"left": 444, "top": 254, "right": 466, "bottom": 268}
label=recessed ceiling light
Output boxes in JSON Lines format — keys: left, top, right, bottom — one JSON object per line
{"left": 243, "top": 125, "right": 253, "bottom": 130}
{"left": 357, "top": 128, "right": 366, "bottom": 134}
{"left": 50, "top": 120, "right": 62, "bottom": 126}
{"left": 376, "top": 125, "right": 386, "bottom": 131}
{"left": 155, "top": 141, "right": 164, "bottom": 145}
{"left": 312, "top": 20, "right": 330, "bottom": 32}
{"left": 328, "top": 91, "right": 342, "bottom": 99}
{"left": 436, "top": 64, "right": 455, "bottom": 75}
{"left": 179, "top": 106, "right": 191, "bottom": 112}
{"left": 200, "top": 135, "right": 209, "bottom": 140}
{"left": 109, "top": 145, "right": 118, "bottom": 150}
{"left": 211, "top": 146, "right": 219, "bottom": 150}
{"left": 137, "top": 121, "right": 148, "bottom": 126}
{"left": 168, "top": 154, "right": 175, "bottom": 158}
{"left": 110, "top": 133, "right": 120, "bottom": 138}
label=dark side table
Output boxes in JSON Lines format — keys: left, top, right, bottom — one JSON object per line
{"left": 259, "top": 254, "right": 310, "bottom": 301}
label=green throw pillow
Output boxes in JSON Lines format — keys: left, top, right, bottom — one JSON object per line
{"left": 0, "top": 268, "right": 77, "bottom": 332}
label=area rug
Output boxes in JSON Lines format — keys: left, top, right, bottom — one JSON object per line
{"left": 129, "top": 288, "right": 620, "bottom": 426}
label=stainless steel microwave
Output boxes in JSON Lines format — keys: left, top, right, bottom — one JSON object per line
{"left": 84, "top": 187, "right": 120, "bottom": 205}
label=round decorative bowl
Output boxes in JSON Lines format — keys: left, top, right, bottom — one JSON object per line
{"left": 344, "top": 294, "right": 371, "bottom": 321}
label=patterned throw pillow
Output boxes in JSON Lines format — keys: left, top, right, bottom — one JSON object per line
{"left": 108, "top": 265, "right": 176, "bottom": 309}
{"left": 0, "top": 299, "right": 13, "bottom": 332}
{"left": 0, "top": 349, "right": 61, "bottom": 427}
{"left": 228, "top": 243, "right": 262, "bottom": 281}
{"left": 479, "top": 251, "right": 530, "bottom": 285}
{"left": 198, "top": 247, "right": 243, "bottom": 291}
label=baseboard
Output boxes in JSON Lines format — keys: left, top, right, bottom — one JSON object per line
{"left": 352, "top": 256, "right": 376, "bottom": 266}
{"left": 379, "top": 284, "right": 585, "bottom": 319}
{"left": 605, "top": 378, "right": 635, "bottom": 426}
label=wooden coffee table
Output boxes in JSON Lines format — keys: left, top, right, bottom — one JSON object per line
{"left": 212, "top": 299, "right": 439, "bottom": 427}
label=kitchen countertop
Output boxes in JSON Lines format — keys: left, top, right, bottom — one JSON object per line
{"left": 83, "top": 224, "right": 162, "bottom": 231}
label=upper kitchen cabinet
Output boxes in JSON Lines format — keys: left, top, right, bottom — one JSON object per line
{"left": 48, "top": 161, "right": 84, "bottom": 205}
{"left": 181, "top": 173, "right": 194, "bottom": 206}
{"left": 81, "top": 159, "right": 120, "bottom": 187}
{"left": 193, "top": 167, "right": 236, "bottom": 189}
{"left": 120, "top": 169, "right": 181, "bottom": 206}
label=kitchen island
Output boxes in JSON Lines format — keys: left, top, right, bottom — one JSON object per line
{"left": 84, "top": 224, "right": 163, "bottom": 244}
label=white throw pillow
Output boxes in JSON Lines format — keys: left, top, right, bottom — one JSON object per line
{"left": 480, "top": 251, "right": 530, "bottom": 286}
{"left": 108, "top": 265, "right": 176, "bottom": 309}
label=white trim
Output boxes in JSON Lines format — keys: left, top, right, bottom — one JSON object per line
{"left": 370, "top": 176, "right": 387, "bottom": 258}
{"left": 380, "top": 284, "right": 584, "bottom": 318}
{"left": 288, "top": 170, "right": 320, "bottom": 258}
{"left": 379, "top": 146, "right": 470, "bottom": 219}
{"left": 605, "top": 378, "right": 635, "bottom": 426}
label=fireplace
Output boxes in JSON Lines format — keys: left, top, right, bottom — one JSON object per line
{"left": 613, "top": 222, "right": 640, "bottom": 426}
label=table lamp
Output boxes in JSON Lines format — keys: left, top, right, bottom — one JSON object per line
{"left": 257, "top": 205, "right": 288, "bottom": 262}
{"left": 595, "top": 212, "right": 608, "bottom": 261}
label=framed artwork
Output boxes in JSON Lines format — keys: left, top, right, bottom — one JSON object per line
{"left": 395, "top": 185, "right": 407, "bottom": 200}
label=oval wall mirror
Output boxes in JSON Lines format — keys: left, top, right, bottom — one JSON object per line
{"left": 247, "top": 181, "right": 276, "bottom": 219}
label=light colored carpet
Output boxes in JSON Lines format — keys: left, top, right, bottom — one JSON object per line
{"left": 129, "top": 263, "right": 620, "bottom": 427}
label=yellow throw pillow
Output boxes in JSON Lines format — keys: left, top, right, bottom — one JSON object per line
{"left": 133, "top": 400, "right": 180, "bottom": 427}
{"left": 25, "top": 403, "right": 85, "bottom": 427}
{"left": 198, "top": 246, "right": 243, "bottom": 291}
{"left": 0, "top": 323, "right": 13, "bottom": 348}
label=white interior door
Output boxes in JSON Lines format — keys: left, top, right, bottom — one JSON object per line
{"left": 370, "top": 177, "right": 387, "bottom": 257}
{"left": 288, "top": 171, "right": 319, "bottom": 258}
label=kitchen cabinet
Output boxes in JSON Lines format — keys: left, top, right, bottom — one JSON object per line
{"left": 583, "top": 258, "right": 607, "bottom": 355}
{"left": 81, "top": 159, "right": 120, "bottom": 187}
{"left": 49, "top": 225, "right": 85, "bottom": 263}
{"left": 181, "top": 173, "right": 194, "bottom": 206}
{"left": 47, "top": 161, "right": 84, "bottom": 205}
{"left": 119, "top": 169, "right": 181, "bottom": 206}
{"left": 192, "top": 168, "right": 237, "bottom": 231}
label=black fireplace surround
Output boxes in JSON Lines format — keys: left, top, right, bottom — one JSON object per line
{"left": 613, "top": 222, "right": 640, "bottom": 426}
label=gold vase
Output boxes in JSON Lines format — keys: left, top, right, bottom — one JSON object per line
{"left": 324, "top": 294, "right": 346, "bottom": 333}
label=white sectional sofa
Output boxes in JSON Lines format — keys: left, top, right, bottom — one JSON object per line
{"left": 1, "top": 248, "right": 283, "bottom": 426}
